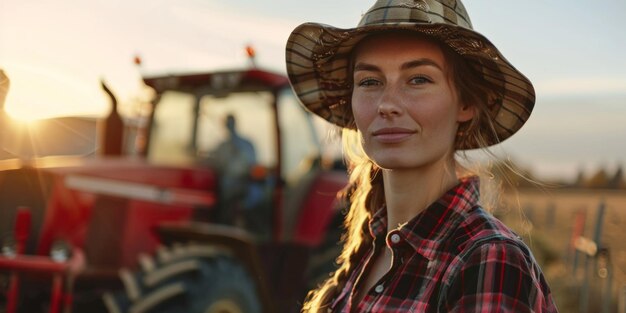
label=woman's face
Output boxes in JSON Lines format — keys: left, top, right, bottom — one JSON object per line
{"left": 351, "top": 33, "right": 474, "bottom": 170}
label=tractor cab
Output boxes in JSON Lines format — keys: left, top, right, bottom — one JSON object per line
{"left": 140, "top": 69, "right": 341, "bottom": 242}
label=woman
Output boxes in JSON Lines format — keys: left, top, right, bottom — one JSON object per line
{"left": 286, "top": 0, "right": 558, "bottom": 312}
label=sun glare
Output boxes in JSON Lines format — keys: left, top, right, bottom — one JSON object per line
{"left": 4, "top": 107, "right": 45, "bottom": 125}
{"left": 1, "top": 64, "right": 108, "bottom": 124}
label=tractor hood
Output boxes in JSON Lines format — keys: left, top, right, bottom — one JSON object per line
{"left": 0, "top": 156, "right": 217, "bottom": 208}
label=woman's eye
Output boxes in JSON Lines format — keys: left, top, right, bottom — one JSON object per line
{"left": 357, "top": 78, "right": 380, "bottom": 87}
{"left": 409, "top": 76, "right": 432, "bottom": 85}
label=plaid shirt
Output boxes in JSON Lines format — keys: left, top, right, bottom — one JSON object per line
{"left": 330, "top": 177, "right": 558, "bottom": 312}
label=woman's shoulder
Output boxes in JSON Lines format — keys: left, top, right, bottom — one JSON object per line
{"left": 447, "top": 205, "right": 527, "bottom": 256}
{"left": 438, "top": 206, "right": 558, "bottom": 312}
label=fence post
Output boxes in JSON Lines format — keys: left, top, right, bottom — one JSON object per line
{"left": 597, "top": 248, "right": 612, "bottom": 313}
{"left": 570, "top": 209, "right": 587, "bottom": 277}
{"left": 619, "top": 284, "right": 626, "bottom": 313}
{"left": 579, "top": 200, "right": 606, "bottom": 313}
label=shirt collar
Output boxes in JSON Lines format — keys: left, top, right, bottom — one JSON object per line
{"left": 368, "top": 176, "right": 481, "bottom": 261}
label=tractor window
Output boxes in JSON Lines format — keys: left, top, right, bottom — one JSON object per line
{"left": 148, "top": 91, "right": 196, "bottom": 164}
{"left": 277, "top": 88, "right": 321, "bottom": 185}
{"left": 196, "top": 91, "right": 276, "bottom": 168}
{"left": 147, "top": 90, "right": 276, "bottom": 167}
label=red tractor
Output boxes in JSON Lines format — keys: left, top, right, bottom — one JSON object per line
{"left": 0, "top": 68, "right": 347, "bottom": 313}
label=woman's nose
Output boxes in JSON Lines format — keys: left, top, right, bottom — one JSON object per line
{"left": 377, "top": 86, "right": 403, "bottom": 117}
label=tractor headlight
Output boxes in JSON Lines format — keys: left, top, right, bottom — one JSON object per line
{"left": 50, "top": 240, "right": 72, "bottom": 262}
{"left": 1, "top": 244, "right": 15, "bottom": 258}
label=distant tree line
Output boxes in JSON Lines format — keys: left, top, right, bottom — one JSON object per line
{"left": 574, "top": 166, "right": 625, "bottom": 189}
{"left": 488, "top": 159, "right": 625, "bottom": 190}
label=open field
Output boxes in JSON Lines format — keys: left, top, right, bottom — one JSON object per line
{"left": 497, "top": 187, "right": 626, "bottom": 313}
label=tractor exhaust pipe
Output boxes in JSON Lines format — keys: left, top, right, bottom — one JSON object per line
{"left": 99, "top": 80, "right": 124, "bottom": 156}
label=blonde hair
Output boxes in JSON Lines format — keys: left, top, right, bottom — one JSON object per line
{"left": 301, "top": 33, "right": 502, "bottom": 312}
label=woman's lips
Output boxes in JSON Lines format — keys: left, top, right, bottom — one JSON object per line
{"left": 371, "top": 127, "right": 417, "bottom": 143}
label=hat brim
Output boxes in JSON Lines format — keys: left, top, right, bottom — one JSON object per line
{"left": 286, "top": 22, "right": 535, "bottom": 149}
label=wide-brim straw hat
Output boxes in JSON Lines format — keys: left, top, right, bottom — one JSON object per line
{"left": 285, "top": 0, "right": 535, "bottom": 149}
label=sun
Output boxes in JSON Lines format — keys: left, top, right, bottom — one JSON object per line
{"left": 4, "top": 106, "right": 50, "bottom": 124}
{"left": 0, "top": 64, "right": 109, "bottom": 124}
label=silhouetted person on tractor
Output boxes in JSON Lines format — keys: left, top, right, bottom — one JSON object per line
{"left": 211, "top": 114, "right": 261, "bottom": 227}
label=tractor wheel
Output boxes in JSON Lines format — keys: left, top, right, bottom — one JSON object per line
{"left": 102, "top": 244, "right": 261, "bottom": 313}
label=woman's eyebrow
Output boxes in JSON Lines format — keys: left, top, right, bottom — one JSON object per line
{"left": 353, "top": 59, "right": 443, "bottom": 73}
{"left": 401, "top": 59, "right": 443, "bottom": 71}
{"left": 353, "top": 62, "right": 381, "bottom": 73}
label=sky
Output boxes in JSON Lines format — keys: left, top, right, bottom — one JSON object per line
{"left": 1, "top": 0, "right": 625, "bottom": 180}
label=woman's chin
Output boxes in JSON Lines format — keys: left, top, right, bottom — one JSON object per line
{"left": 372, "top": 158, "right": 415, "bottom": 170}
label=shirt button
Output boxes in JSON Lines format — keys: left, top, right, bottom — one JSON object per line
{"left": 390, "top": 233, "right": 401, "bottom": 244}
{"left": 374, "top": 284, "right": 384, "bottom": 293}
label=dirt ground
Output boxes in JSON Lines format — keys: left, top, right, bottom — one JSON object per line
{"left": 496, "top": 187, "right": 626, "bottom": 313}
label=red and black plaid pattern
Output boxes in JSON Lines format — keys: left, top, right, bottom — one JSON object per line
{"left": 285, "top": 0, "right": 535, "bottom": 149}
{"left": 329, "top": 177, "right": 558, "bottom": 312}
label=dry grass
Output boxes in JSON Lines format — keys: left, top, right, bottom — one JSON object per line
{"left": 496, "top": 187, "right": 626, "bottom": 313}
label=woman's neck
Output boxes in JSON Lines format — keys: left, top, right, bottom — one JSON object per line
{"left": 382, "top": 158, "right": 459, "bottom": 232}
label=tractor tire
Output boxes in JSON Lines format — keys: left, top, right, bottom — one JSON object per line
{"left": 102, "top": 244, "right": 261, "bottom": 313}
